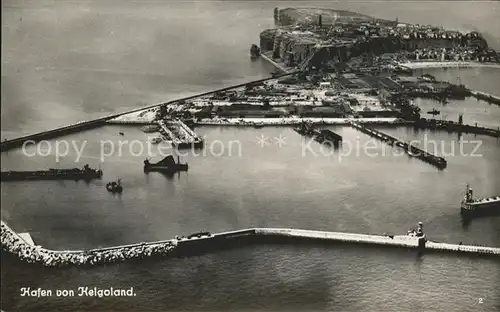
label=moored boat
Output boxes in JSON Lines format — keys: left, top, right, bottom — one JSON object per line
{"left": 144, "top": 155, "right": 188, "bottom": 174}
{"left": 250, "top": 44, "right": 260, "bottom": 59}
{"left": 141, "top": 125, "right": 160, "bottom": 133}
{"left": 1, "top": 164, "right": 103, "bottom": 182}
{"left": 315, "top": 129, "right": 342, "bottom": 145}
{"left": 173, "top": 139, "right": 204, "bottom": 149}
{"left": 150, "top": 137, "right": 163, "bottom": 144}
{"left": 426, "top": 108, "right": 440, "bottom": 115}
{"left": 461, "top": 184, "right": 500, "bottom": 218}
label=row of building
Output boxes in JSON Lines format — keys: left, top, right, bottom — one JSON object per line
{"left": 260, "top": 8, "right": 493, "bottom": 70}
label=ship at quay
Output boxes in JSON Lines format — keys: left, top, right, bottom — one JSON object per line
{"left": 0, "top": 164, "right": 102, "bottom": 182}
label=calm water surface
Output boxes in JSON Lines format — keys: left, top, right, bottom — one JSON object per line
{"left": 1, "top": 1, "right": 500, "bottom": 311}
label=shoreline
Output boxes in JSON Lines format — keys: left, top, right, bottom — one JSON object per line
{"left": 259, "top": 53, "right": 292, "bottom": 73}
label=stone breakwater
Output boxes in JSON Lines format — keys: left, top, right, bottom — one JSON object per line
{"left": 4, "top": 221, "right": 499, "bottom": 268}
{"left": 1, "top": 221, "right": 177, "bottom": 268}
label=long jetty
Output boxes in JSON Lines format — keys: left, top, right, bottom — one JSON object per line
{"left": 2, "top": 220, "right": 499, "bottom": 269}
{"left": 349, "top": 121, "right": 447, "bottom": 169}
{"left": 0, "top": 72, "right": 297, "bottom": 152}
{"left": 414, "top": 119, "right": 500, "bottom": 138}
{"left": 471, "top": 90, "right": 500, "bottom": 106}
{"left": 160, "top": 120, "right": 204, "bottom": 149}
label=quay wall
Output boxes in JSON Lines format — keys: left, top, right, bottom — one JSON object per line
{"left": 425, "top": 241, "right": 500, "bottom": 256}
{"left": 194, "top": 117, "right": 499, "bottom": 139}
{"left": 253, "top": 228, "right": 419, "bottom": 248}
{"left": 105, "top": 120, "right": 156, "bottom": 125}
{"left": 413, "top": 119, "right": 500, "bottom": 138}
{"left": 197, "top": 117, "right": 406, "bottom": 127}
{"left": 0, "top": 72, "right": 296, "bottom": 152}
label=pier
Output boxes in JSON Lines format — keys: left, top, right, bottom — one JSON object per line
{"left": 260, "top": 52, "right": 293, "bottom": 74}
{"left": 157, "top": 120, "right": 176, "bottom": 143}
{"left": 349, "top": 121, "right": 447, "bottom": 169}
{"left": 169, "top": 119, "right": 204, "bottom": 149}
{"left": 253, "top": 228, "right": 500, "bottom": 256}
{"left": 158, "top": 120, "right": 204, "bottom": 149}
{"left": 470, "top": 90, "right": 500, "bottom": 106}
{"left": 2, "top": 220, "right": 499, "bottom": 269}
{"left": 414, "top": 119, "right": 500, "bottom": 138}
{"left": 0, "top": 72, "right": 296, "bottom": 152}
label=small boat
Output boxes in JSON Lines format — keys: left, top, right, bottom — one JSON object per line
{"left": 250, "top": 44, "right": 260, "bottom": 59}
{"left": 253, "top": 122, "right": 265, "bottom": 128}
{"left": 426, "top": 108, "right": 440, "bottom": 115}
{"left": 106, "top": 179, "right": 123, "bottom": 193}
{"left": 141, "top": 125, "right": 160, "bottom": 133}
{"left": 150, "top": 137, "right": 163, "bottom": 144}
{"left": 119, "top": 132, "right": 124, "bottom": 136}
